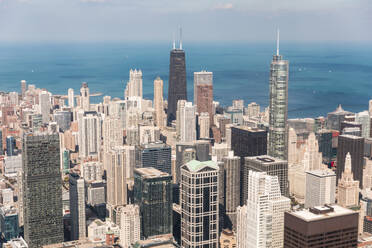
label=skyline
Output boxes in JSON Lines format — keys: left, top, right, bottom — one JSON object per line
{"left": 0, "top": 0, "right": 371, "bottom": 42}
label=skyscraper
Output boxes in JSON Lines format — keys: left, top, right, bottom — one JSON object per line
{"left": 268, "top": 30, "right": 289, "bottom": 160}
{"left": 338, "top": 153, "right": 360, "bottom": 208}
{"left": 125, "top": 69, "right": 143, "bottom": 99}
{"left": 22, "top": 132, "right": 63, "bottom": 247}
{"left": 198, "top": 112, "right": 210, "bottom": 139}
{"left": 120, "top": 204, "right": 140, "bottom": 248}
{"left": 305, "top": 170, "right": 336, "bottom": 208}
{"left": 138, "top": 142, "right": 172, "bottom": 174}
{"left": 134, "top": 167, "right": 172, "bottom": 239}
{"left": 154, "top": 77, "right": 165, "bottom": 128}
{"left": 80, "top": 82, "right": 90, "bottom": 111}
{"left": 68, "top": 88, "right": 74, "bottom": 108}
{"left": 38, "top": 90, "right": 51, "bottom": 124}
{"left": 21, "top": 80, "right": 26, "bottom": 99}
{"left": 6, "top": 136, "right": 16, "bottom": 156}
{"left": 180, "top": 160, "right": 219, "bottom": 248}
{"left": 167, "top": 32, "right": 187, "bottom": 125}
{"left": 79, "top": 111, "right": 102, "bottom": 159}
{"left": 177, "top": 100, "right": 196, "bottom": 142}
{"left": 194, "top": 71, "right": 213, "bottom": 124}
{"left": 237, "top": 171, "right": 290, "bottom": 248}
{"left": 69, "top": 173, "right": 86, "bottom": 241}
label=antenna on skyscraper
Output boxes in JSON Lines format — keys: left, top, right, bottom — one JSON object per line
{"left": 179, "top": 26, "right": 183, "bottom": 50}
{"left": 276, "top": 28, "right": 280, "bottom": 56}
{"left": 173, "top": 32, "right": 176, "bottom": 50}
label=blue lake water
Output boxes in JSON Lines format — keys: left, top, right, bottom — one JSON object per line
{"left": 0, "top": 41, "right": 371, "bottom": 118}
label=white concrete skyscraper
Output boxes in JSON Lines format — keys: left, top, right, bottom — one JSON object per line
{"left": 80, "top": 82, "right": 90, "bottom": 111}
{"left": 120, "top": 204, "right": 140, "bottom": 248}
{"left": 268, "top": 30, "right": 289, "bottom": 160}
{"left": 198, "top": 112, "right": 210, "bottom": 139}
{"left": 79, "top": 111, "right": 102, "bottom": 159}
{"left": 177, "top": 100, "right": 196, "bottom": 142}
{"left": 125, "top": 69, "right": 143, "bottom": 99}
{"left": 338, "top": 152, "right": 360, "bottom": 208}
{"left": 237, "top": 171, "right": 290, "bottom": 248}
{"left": 153, "top": 77, "right": 165, "bottom": 128}
{"left": 38, "top": 90, "right": 51, "bottom": 124}
{"left": 305, "top": 170, "right": 336, "bottom": 208}
{"left": 68, "top": 88, "right": 74, "bottom": 108}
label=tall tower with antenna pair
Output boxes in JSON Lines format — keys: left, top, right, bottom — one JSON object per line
{"left": 167, "top": 27, "right": 187, "bottom": 126}
{"left": 268, "top": 29, "right": 290, "bottom": 160}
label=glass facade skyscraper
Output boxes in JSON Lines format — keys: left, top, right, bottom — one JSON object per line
{"left": 268, "top": 36, "right": 289, "bottom": 160}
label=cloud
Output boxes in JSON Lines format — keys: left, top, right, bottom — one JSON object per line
{"left": 214, "top": 3, "right": 233, "bottom": 10}
{"left": 80, "top": 0, "right": 110, "bottom": 3}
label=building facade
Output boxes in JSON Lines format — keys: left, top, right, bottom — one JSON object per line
{"left": 69, "top": 173, "right": 86, "bottom": 240}
{"left": 305, "top": 170, "right": 336, "bottom": 208}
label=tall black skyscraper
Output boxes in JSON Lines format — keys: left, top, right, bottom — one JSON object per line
{"left": 167, "top": 30, "right": 187, "bottom": 125}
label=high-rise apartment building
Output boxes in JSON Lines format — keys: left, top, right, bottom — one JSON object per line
{"left": 305, "top": 170, "right": 336, "bottom": 208}
{"left": 80, "top": 82, "right": 90, "bottom": 111}
{"left": 336, "top": 134, "right": 364, "bottom": 187}
{"left": 134, "top": 167, "right": 172, "bottom": 239}
{"left": 69, "top": 173, "right": 86, "bottom": 240}
{"left": 138, "top": 142, "right": 172, "bottom": 174}
{"left": 21, "top": 80, "right": 26, "bottom": 99}
{"left": 180, "top": 160, "right": 219, "bottom": 248}
{"left": 39, "top": 90, "right": 51, "bottom": 124}
{"left": 103, "top": 116, "right": 122, "bottom": 154}
{"left": 154, "top": 77, "right": 165, "bottom": 128}
{"left": 167, "top": 41, "right": 187, "bottom": 125}
{"left": 22, "top": 133, "right": 63, "bottom": 247}
{"left": 125, "top": 69, "right": 143, "bottom": 99}
{"left": 356, "top": 110, "right": 371, "bottom": 139}
{"left": 194, "top": 71, "right": 213, "bottom": 124}
{"left": 244, "top": 155, "right": 289, "bottom": 198}
{"left": 284, "top": 204, "right": 358, "bottom": 247}
{"left": 237, "top": 171, "right": 290, "bottom": 248}
{"left": 198, "top": 112, "right": 210, "bottom": 139}
{"left": 68, "top": 88, "right": 74, "bottom": 108}
{"left": 6, "top": 136, "right": 16, "bottom": 156}
{"left": 79, "top": 111, "right": 102, "bottom": 159}
{"left": 177, "top": 100, "right": 196, "bottom": 142}
{"left": 338, "top": 153, "right": 360, "bottom": 207}
{"left": 120, "top": 204, "right": 140, "bottom": 248}
{"left": 268, "top": 32, "right": 289, "bottom": 160}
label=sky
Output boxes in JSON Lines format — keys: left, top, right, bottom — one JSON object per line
{"left": 0, "top": 0, "right": 371, "bottom": 42}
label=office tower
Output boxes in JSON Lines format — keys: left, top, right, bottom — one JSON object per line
{"left": 268, "top": 31, "right": 289, "bottom": 160}
{"left": 138, "top": 125, "right": 161, "bottom": 145}
{"left": 177, "top": 100, "right": 196, "bottom": 142}
{"left": 106, "top": 146, "right": 127, "bottom": 209}
{"left": 356, "top": 111, "right": 371, "bottom": 138}
{"left": 22, "top": 133, "right": 63, "bottom": 247}
{"left": 154, "top": 77, "right": 165, "bottom": 128}
{"left": 327, "top": 104, "right": 353, "bottom": 131}
{"left": 69, "top": 173, "right": 86, "bottom": 240}
{"left": 336, "top": 134, "right": 364, "bottom": 187}
{"left": 0, "top": 206, "right": 19, "bottom": 242}
{"left": 284, "top": 205, "right": 358, "bottom": 247}
{"left": 134, "top": 167, "right": 172, "bottom": 239}
{"left": 317, "top": 130, "right": 333, "bottom": 165}
{"left": 6, "top": 136, "right": 15, "bottom": 156}
{"left": 237, "top": 171, "right": 290, "bottom": 248}
{"left": 198, "top": 112, "right": 210, "bottom": 139}
{"left": 82, "top": 161, "right": 103, "bottom": 181}
{"left": 79, "top": 111, "right": 102, "bottom": 159}
{"left": 231, "top": 126, "right": 267, "bottom": 159}
{"left": 103, "top": 117, "right": 122, "bottom": 154}
{"left": 221, "top": 152, "right": 240, "bottom": 230}
{"left": 194, "top": 71, "right": 213, "bottom": 124}
{"left": 138, "top": 142, "right": 171, "bottom": 174}
{"left": 80, "top": 82, "right": 90, "bottom": 111}
{"left": 0, "top": 129, "right": 3, "bottom": 155}
{"left": 338, "top": 153, "right": 360, "bottom": 207}
{"left": 246, "top": 102, "right": 260, "bottom": 118}
{"left": 39, "top": 90, "right": 51, "bottom": 123}
{"left": 68, "top": 88, "right": 74, "bottom": 108}
{"left": 21, "top": 80, "right": 26, "bottom": 99}
{"left": 109, "top": 100, "right": 127, "bottom": 128}
{"left": 54, "top": 111, "right": 72, "bottom": 132}
{"left": 180, "top": 160, "right": 219, "bottom": 248}
{"left": 120, "top": 204, "right": 140, "bottom": 248}
{"left": 125, "top": 69, "right": 143, "bottom": 99}
{"left": 167, "top": 34, "right": 187, "bottom": 125}
{"left": 305, "top": 170, "right": 336, "bottom": 208}
{"left": 86, "top": 181, "right": 106, "bottom": 207}
{"left": 244, "top": 155, "right": 289, "bottom": 199}
{"left": 31, "top": 113, "right": 43, "bottom": 131}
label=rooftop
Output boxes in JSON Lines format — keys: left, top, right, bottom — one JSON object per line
{"left": 289, "top": 204, "right": 356, "bottom": 222}
{"left": 246, "top": 155, "right": 286, "bottom": 164}
{"left": 135, "top": 167, "right": 170, "bottom": 178}
{"left": 306, "top": 170, "right": 336, "bottom": 177}
{"left": 183, "top": 160, "right": 219, "bottom": 172}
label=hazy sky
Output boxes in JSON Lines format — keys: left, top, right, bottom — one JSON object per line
{"left": 0, "top": 0, "right": 371, "bottom": 42}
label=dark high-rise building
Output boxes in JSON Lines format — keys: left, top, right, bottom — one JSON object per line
{"left": 22, "top": 133, "right": 63, "bottom": 248}
{"left": 336, "top": 134, "right": 364, "bottom": 187}
{"left": 134, "top": 167, "right": 172, "bottom": 239}
{"left": 138, "top": 142, "right": 171, "bottom": 174}
{"left": 327, "top": 104, "right": 353, "bottom": 131}
{"left": 167, "top": 43, "right": 187, "bottom": 125}
{"left": 317, "top": 130, "right": 333, "bottom": 165}
{"left": 6, "top": 136, "right": 16, "bottom": 156}
{"left": 0, "top": 206, "right": 19, "bottom": 242}
{"left": 244, "top": 155, "right": 289, "bottom": 199}
{"left": 194, "top": 71, "right": 213, "bottom": 125}
{"left": 284, "top": 205, "right": 358, "bottom": 247}
{"left": 231, "top": 126, "right": 267, "bottom": 159}
{"left": 69, "top": 173, "right": 86, "bottom": 241}
{"left": 268, "top": 31, "right": 289, "bottom": 160}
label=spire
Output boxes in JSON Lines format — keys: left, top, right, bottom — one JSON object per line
{"left": 179, "top": 25, "right": 183, "bottom": 50}
{"left": 172, "top": 32, "right": 176, "bottom": 50}
{"left": 276, "top": 28, "right": 280, "bottom": 56}
{"left": 345, "top": 152, "right": 352, "bottom": 173}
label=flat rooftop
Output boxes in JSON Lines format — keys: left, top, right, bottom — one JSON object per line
{"left": 232, "top": 126, "right": 265, "bottom": 132}
{"left": 246, "top": 155, "right": 286, "bottom": 164}
{"left": 339, "top": 134, "right": 364, "bottom": 140}
{"left": 135, "top": 167, "right": 170, "bottom": 178}
{"left": 306, "top": 170, "right": 336, "bottom": 177}
{"left": 289, "top": 204, "right": 356, "bottom": 222}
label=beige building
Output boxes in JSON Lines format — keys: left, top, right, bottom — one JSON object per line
{"left": 120, "top": 204, "right": 140, "bottom": 248}
{"left": 220, "top": 229, "right": 237, "bottom": 248}
{"left": 198, "top": 112, "right": 210, "bottom": 139}
{"left": 338, "top": 152, "right": 359, "bottom": 207}
{"left": 153, "top": 77, "right": 165, "bottom": 128}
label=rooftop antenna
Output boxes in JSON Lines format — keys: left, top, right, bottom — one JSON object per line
{"left": 276, "top": 28, "right": 280, "bottom": 56}
{"left": 172, "top": 32, "right": 176, "bottom": 50}
{"left": 179, "top": 26, "right": 183, "bottom": 50}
